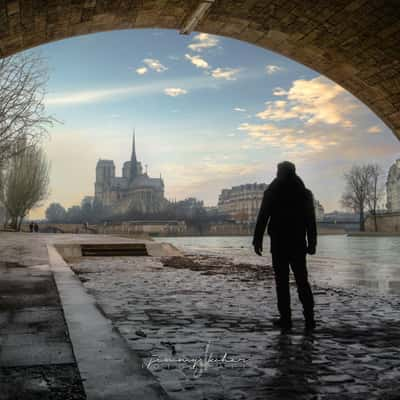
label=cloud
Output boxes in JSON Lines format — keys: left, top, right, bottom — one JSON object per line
{"left": 257, "top": 76, "right": 358, "bottom": 126}
{"left": 164, "top": 87, "right": 187, "bottom": 97}
{"left": 238, "top": 122, "right": 339, "bottom": 156}
{"left": 211, "top": 67, "right": 240, "bottom": 81}
{"left": 143, "top": 58, "right": 167, "bottom": 72}
{"left": 238, "top": 123, "right": 294, "bottom": 140}
{"left": 185, "top": 54, "right": 210, "bottom": 69}
{"left": 233, "top": 107, "right": 246, "bottom": 112}
{"left": 273, "top": 87, "right": 287, "bottom": 96}
{"left": 136, "top": 66, "right": 148, "bottom": 75}
{"left": 188, "top": 33, "right": 219, "bottom": 52}
{"left": 368, "top": 125, "right": 382, "bottom": 134}
{"left": 45, "top": 86, "right": 138, "bottom": 105}
{"left": 44, "top": 76, "right": 219, "bottom": 106}
{"left": 265, "top": 65, "right": 282, "bottom": 75}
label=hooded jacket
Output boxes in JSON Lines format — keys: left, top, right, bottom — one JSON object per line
{"left": 253, "top": 174, "right": 317, "bottom": 254}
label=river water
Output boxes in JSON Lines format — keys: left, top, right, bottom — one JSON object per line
{"left": 155, "top": 235, "right": 400, "bottom": 295}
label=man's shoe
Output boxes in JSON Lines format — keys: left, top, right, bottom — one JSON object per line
{"left": 305, "top": 318, "right": 316, "bottom": 332}
{"left": 272, "top": 318, "right": 292, "bottom": 331}
{"left": 280, "top": 324, "right": 292, "bottom": 334}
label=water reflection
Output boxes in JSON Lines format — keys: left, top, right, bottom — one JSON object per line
{"left": 156, "top": 235, "right": 400, "bottom": 295}
{"left": 254, "top": 334, "right": 318, "bottom": 399}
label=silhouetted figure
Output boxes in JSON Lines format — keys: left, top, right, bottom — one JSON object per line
{"left": 34, "top": 223, "right": 39, "bottom": 233}
{"left": 253, "top": 161, "right": 317, "bottom": 332}
{"left": 29, "top": 222, "right": 34, "bottom": 232}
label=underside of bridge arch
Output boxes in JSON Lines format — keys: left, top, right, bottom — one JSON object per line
{"left": 1, "top": 0, "right": 400, "bottom": 140}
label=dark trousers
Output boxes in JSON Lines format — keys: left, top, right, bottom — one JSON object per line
{"left": 271, "top": 251, "right": 314, "bottom": 322}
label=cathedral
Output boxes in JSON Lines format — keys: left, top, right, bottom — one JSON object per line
{"left": 94, "top": 133, "right": 168, "bottom": 215}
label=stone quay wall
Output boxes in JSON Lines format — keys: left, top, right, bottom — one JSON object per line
{"left": 21, "top": 221, "right": 187, "bottom": 235}
{"left": 365, "top": 212, "right": 400, "bottom": 233}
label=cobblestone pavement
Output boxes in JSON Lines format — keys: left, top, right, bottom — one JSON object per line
{"left": 71, "top": 253, "right": 400, "bottom": 400}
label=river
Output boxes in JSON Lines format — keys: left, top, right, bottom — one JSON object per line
{"left": 155, "top": 235, "right": 400, "bottom": 295}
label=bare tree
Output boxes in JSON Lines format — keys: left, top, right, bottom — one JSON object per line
{"left": 0, "top": 143, "right": 50, "bottom": 230}
{"left": 341, "top": 164, "right": 384, "bottom": 232}
{"left": 0, "top": 52, "right": 54, "bottom": 163}
{"left": 365, "top": 164, "right": 385, "bottom": 232}
{"left": 341, "top": 165, "right": 370, "bottom": 231}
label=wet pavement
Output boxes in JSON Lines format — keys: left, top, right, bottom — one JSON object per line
{"left": 0, "top": 260, "right": 86, "bottom": 399}
{"left": 71, "top": 253, "right": 400, "bottom": 400}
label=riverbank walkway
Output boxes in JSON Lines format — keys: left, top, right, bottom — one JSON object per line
{"left": 1, "top": 232, "right": 400, "bottom": 399}
{"left": 0, "top": 232, "right": 171, "bottom": 400}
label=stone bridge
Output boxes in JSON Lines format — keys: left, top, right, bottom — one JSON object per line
{"left": 1, "top": 0, "right": 400, "bottom": 140}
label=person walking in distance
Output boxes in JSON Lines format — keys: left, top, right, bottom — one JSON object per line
{"left": 253, "top": 161, "right": 317, "bottom": 332}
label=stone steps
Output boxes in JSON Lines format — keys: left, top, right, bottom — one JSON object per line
{"left": 81, "top": 243, "right": 148, "bottom": 257}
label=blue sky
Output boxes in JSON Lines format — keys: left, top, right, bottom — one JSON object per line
{"left": 28, "top": 28, "right": 400, "bottom": 218}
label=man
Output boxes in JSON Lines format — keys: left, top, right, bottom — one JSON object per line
{"left": 253, "top": 161, "right": 317, "bottom": 332}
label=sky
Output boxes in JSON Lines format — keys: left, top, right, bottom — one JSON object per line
{"left": 25, "top": 28, "right": 400, "bottom": 218}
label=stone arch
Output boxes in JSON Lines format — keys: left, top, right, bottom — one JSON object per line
{"left": 1, "top": 0, "right": 400, "bottom": 140}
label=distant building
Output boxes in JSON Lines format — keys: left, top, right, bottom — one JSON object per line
{"left": 94, "top": 132, "right": 168, "bottom": 215}
{"left": 173, "top": 198, "right": 206, "bottom": 218}
{"left": 218, "top": 183, "right": 268, "bottom": 223}
{"left": 314, "top": 199, "right": 325, "bottom": 221}
{"left": 204, "top": 206, "right": 219, "bottom": 217}
{"left": 386, "top": 158, "right": 400, "bottom": 211}
{"left": 218, "top": 183, "right": 325, "bottom": 224}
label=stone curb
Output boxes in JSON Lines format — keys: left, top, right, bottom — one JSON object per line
{"left": 47, "top": 244, "right": 170, "bottom": 400}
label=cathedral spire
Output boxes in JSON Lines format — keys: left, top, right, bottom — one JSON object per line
{"left": 131, "top": 129, "right": 137, "bottom": 163}
{"left": 130, "top": 129, "right": 137, "bottom": 181}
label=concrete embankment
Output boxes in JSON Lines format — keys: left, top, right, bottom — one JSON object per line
{"left": 348, "top": 231, "right": 400, "bottom": 237}
{"left": 0, "top": 232, "right": 175, "bottom": 400}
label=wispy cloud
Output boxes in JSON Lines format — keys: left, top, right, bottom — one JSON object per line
{"left": 188, "top": 33, "right": 219, "bottom": 52}
{"left": 265, "top": 65, "right": 282, "bottom": 75}
{"left": 233, "top": 107, "right": 246, "bottom": 112}
{"left": 164, "top": 87, "right": 187, "bottom": 97}
{"left": 211, "top": 67, "right": 240, "bottom": 81}
{"left": 143, "top": 58, "right": 167, "bottom": 72}
{"left": 185, "top": 54, "right": 210, "bottom": 69}
{"left": 368, "top": 125, "right": 382, "bottom": 134}
{"left": 45, "top": 76, "right": 220, "bottom": 106}
{"left": 238, "top": 122, "right": 339, "bottom": 155}
{"left": 273, "top": 87, "right": 287, "bottom": 96}
{"left": 45, "top": 86, "right": 139, "bottom": 105}
{"left": 136, "top": 66, "right": 148, "bottom": 75}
